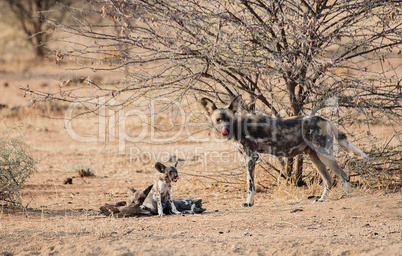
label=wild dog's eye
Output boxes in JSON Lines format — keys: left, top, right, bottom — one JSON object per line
{"left": 216, "top": 118, "right": 221, "bottom": 122}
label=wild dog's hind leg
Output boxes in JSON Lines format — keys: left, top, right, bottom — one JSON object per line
{"left": 316, "top": 153, "right": 350, "bottom": 193}
{"left": 308, "top": 150, "right": 333, "bottom": 202}
{"left": 243, "top": 152, "right": 259, "bottom": 207}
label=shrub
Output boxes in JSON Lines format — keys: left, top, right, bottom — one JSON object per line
{"left": 0, "top": 134, "right": 36, "bottom": 205}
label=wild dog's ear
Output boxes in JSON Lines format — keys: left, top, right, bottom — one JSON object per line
{"left": 200, "top": 97, "right": 217, "bottom": 116}
{"left": 174, "top": 161, "right": 178, "bottom": 168}
{"left": 228, "top": 95, "right": 242, "bottom": 114}
{"left": 154, "top": 162, "right": 166, "bottom": 173}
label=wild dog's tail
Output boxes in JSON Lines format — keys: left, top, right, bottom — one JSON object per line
{"left": 337, "top": 133, "right": 369, "bottom": 159}
{"left": 331, "top": 126, "right": 369, "bottom": 159}
{"left": 302, "top": 116, "right": 369, "bottom": 159}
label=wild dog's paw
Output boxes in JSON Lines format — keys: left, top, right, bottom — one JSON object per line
{"left": 315, "top": 198, "right": 326, "bottom": 203}
{"left": 194, "top": 207, "right": 206, "bottom": 214}
{"left": 181, "top": 210, "right": 194, "bottom": 215}
{"left": 342, "top": 178, "right": 351, "bottom": 193}
{"left": 241, "top": 202, "right": 253, "bottom": 207}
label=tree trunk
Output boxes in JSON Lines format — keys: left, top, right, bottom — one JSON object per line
{"left": 295, "top": 155, "right": 306, "bottom": 186}
{"left": 285, "top": 158, "right": 293, "bottom": 179}
{"left": 286, "top": 156, "right": 306, "bottom": 186}
{"left": 33, "top": 34, "right": 47, "bottom": 58}
{"left": 285, "top": 79, "right": 306, "bottom": 186}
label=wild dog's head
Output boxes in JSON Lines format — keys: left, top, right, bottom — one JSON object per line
{"left": 200, "top": 95, "right": 242, "bottom": 138}
{"left": 155, "top": 162, "right": 179, "bottom": 183}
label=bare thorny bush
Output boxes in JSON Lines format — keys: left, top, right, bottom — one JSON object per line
{"left": 22, "top": 1, "right": 401, "bottom": 189}
{"left": 0, "top": 129, "right": 37, "bottom": 206}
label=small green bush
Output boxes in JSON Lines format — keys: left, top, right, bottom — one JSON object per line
{"left": 0, "top": 134, "right": 36, "bottom": 205}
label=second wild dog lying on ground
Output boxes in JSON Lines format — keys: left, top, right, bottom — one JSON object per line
{"left": 99, "top": 162, "right": 206, "bottom": 217}
{"left": 99, "top": 184, "right": 154, "bottom": 217}
{"left": 99, "top": 185, "right": 206, "bottom": 217}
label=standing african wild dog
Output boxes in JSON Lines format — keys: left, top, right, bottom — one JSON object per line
{"left": 141, "top": 162, "right": 181, "bottom": 216}
{"left": 200, "top": 95, "right": 368, "bottom": 207}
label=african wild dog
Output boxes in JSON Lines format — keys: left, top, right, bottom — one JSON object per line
{"left": 99, "top": 184, "right": 154, "bottom": 217}
{"left": 200, "top": 95, "right": 368, "bottom": 207}
{"left": 99, "top": 184, "right": 206, "bottom": 217}
{"left": 141, "top": 162, "right": 181, "bottom": 216}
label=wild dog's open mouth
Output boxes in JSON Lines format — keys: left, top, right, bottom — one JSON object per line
{"left": 221, "top": 128, "right": 229, "bottom": 136}
{"left": 172, "top": 177, "right": 179, "bottom": 182}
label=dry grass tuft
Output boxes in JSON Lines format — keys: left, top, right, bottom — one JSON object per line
{"left": 342, "top": 141, "right": 401, "bottom": 191}
{"left": 71, "top": 164, "right": 95, "bottom": 178}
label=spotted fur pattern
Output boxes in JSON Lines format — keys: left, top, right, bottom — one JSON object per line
{"left": 141, "top": 162, "right": 181, "bottom": 216}
{"left": 201, "top": 96, "right": 368, "bottom": 206}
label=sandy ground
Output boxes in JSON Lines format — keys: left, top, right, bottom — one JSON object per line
{"left": 1, "top": 186, "right": 401, "bottom": 255}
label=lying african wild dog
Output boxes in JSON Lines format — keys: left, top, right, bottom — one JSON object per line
{"left": 99, "top": 185, "right": 206, "bottom": 217}
{"left": 99, "top": 162, "right": 206, "bottom": 217}
{"left": 141, "top": 162, "right": 181, "bottom": 216}
{"left": 99, "top": 185, "right": 154, "bottom": 218}
{"left": 200, "top": 95, "right": 368, "bottom": 207}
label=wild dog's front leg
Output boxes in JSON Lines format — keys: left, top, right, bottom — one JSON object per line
{"left": 243, "top": 153, "right": 259, "bottom": 207}
{"left": 156, "top": 195, "right": 165, "bottom": 216}
{"left": 169, "top": 197, "right": 181, "bottom": 214}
